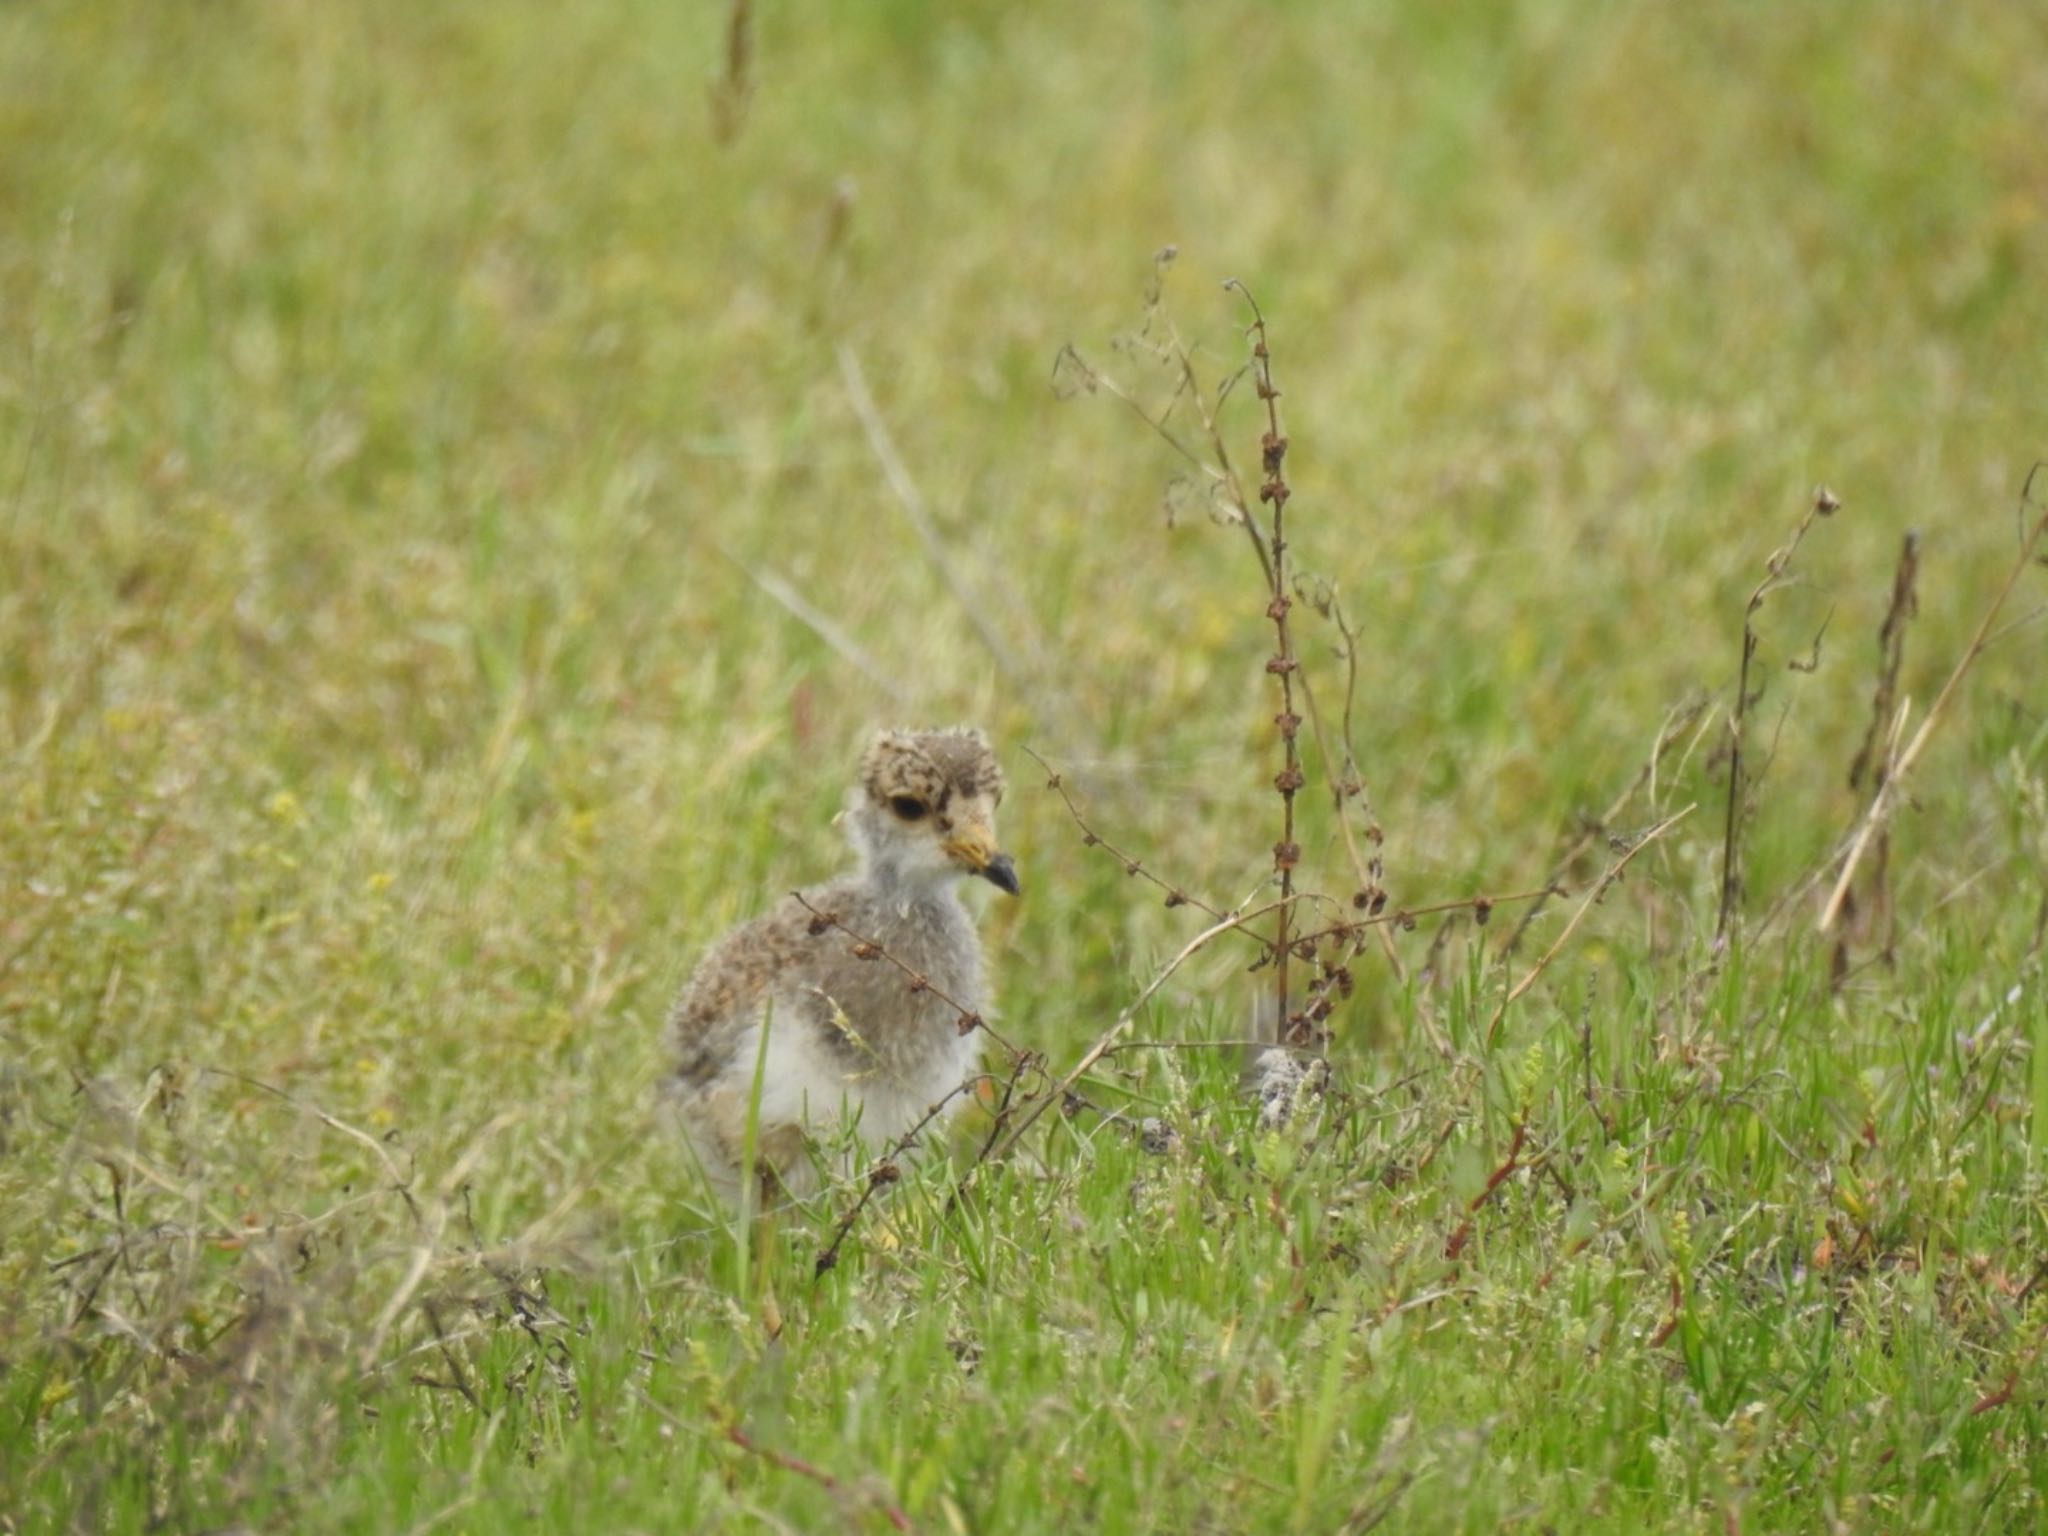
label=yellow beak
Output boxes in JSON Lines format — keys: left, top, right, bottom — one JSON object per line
{"left": 943, "top": 829, "right": 1021, "bottom": 895}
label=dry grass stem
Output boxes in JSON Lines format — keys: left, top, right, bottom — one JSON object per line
{"left": 725, "top": 549, "right": 914, "bottom": 707}
{"left": 1504, "top": 696, "right": 1711, "bottom": 956}
{"left": 838, "top": 345, "right": 1026, "bottom": 687}
{"left": 1822, "top": 471, "right": 2048, "bottom": 932}
{"left": 1222, "top": 279, "right": 1310, "bottom": 1043}
{"left": 1831, "top": 530, "right": 1922, "bottom": 981}
{"left": 1489, "top": 804, "right": 1697, "bottom": 1046}
{"left": 1290, "top": 599, "right": 1400, "bottom": 978}
{"left": 1719, "top": 486, "right": 1839, "bottom": 941}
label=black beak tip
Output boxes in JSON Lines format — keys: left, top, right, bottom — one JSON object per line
{"left": 981, "top": 853, "right": 1021, "bottom": 896}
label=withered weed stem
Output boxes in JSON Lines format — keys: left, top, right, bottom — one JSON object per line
{"left": 1222, "top": 279, "right": 1309, "bottom": 1044}
{"left": 1822, "top": 466, "right": 2048, "bottom": 931}
{"left": 1831, "top": 530, "right": 1921, "bottom": 985}
{"left": 1717, "top": 486, "right": 1840, "bottom": 943}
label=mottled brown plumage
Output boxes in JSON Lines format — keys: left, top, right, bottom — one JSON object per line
{"left": 666, "top": 727, "right": 1018, "bottom": 1204}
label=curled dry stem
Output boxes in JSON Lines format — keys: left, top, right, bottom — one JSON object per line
{"left": 1291, "top": 611, "right": 1401, "bottom": 980}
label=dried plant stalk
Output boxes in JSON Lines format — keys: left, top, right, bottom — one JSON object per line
{"left": 1822, "top": 469, "right": 2048, "bottom": 932}
{"left": 1718, "top": 486, "right": 1839, "bottom": 941}
{"left": 1831, "top": 530, "right": 1921, "bottom": 984}
{"left": 1225, "top": 280, "right": 1312, "bottom": 1043}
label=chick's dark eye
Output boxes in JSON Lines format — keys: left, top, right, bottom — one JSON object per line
{"left": 889, "top": 796, "right": 929, "bottom": 821}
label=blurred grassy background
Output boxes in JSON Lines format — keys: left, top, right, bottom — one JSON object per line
{"left": 4, "top": 1, "right": 2046, "bottom": 1529}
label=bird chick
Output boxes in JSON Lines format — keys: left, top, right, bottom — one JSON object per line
{"left": 667, "top": 727, "right": 1019, "bottom": 1205}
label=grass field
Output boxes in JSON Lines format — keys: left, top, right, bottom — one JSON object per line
{"left": 5, "top": 1, "right": 2048, "bottom": 1530}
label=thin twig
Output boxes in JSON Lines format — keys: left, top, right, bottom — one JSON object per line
{"left": 1095, "top": 1037, "right": 1280, "bottom": 1058}
{"left": 1848, "top": 530, "right": 1921, "bottom": 795}
{"left": 1340, "top": 1470, "right": 1420, "bottom": 1535}
{"left": 785, "top": 887, "right": 1043, "bottom": 1274}
{"left": 1020, "top": 747, "right": 1231, "bottom": 925}
{"left": 201, "top": 1067, "right": 414, "bottom": 1198}
{"left": 1051, "top": 342, "right": 1213, "bottom": 481}
{"left": 1095, "top": 273, "right": 1302, "bottom": 1038}
{"left": 419, "top": 1299, "right": 480, "bottom": 1410}
{"left": 1292, "top": 645, "right": 1403, "bottom": 981}
{"left": 1442, "top": 1119, "right": 1529, "bottom": 1261}
{"left": 1288, "top": 886, "right": 1558, "bottom": 953}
